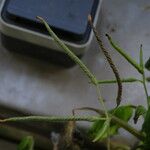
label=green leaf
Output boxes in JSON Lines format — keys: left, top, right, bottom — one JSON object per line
{"left": 111, "top": 105, "right": 133, "bottom": 121}
{"left": 145, "top": 57, "right": 150, "bottom": 71}
{"left": 93, "top": 119, "right": 110, "bottom": 142}
{"left": 140, "top": 45, "right": 144, "bottom": 70}
{"left": 142, "top": 106, "right": 150, "bottom": 150}
{"left": 89, "top": 105, "right": 133, "bottom": 142}
{"left": 133, "top": 105, "right": 146, "bottom": 124}
{"left": 17, "top": 136, "right": 34, "bottom": 150}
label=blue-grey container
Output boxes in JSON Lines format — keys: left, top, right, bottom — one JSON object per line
{"left": 0, "top": 0, "right": 102, "bottom": 67}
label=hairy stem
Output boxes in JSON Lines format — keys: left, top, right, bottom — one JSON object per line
{"left": 0, "top": 116, "right": 106, "bottom": 123}
{"left": 98, "top": 78, "right": 142, "bottom": 84}
{"left": 106, "top": 34, "right": 143, "bottom": 74}
{"left": 96, "top": 85, "right": 110, "bottom": 150}
{"left": 36, "top": 16, "right": 97, "bottom": 85}
{"left": 142, "top": 72, "right": 149, "bottom": 107}
{"left": 140, "top": 45, "right": 149, "bottom": 107}
{"left": 111, "top": 115, "right": 145, "bottom": 141}
{"left": 96, "top": 85, "right": 109, "bottom": 118}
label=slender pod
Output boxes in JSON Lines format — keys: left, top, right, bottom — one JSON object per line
{"left": 88, "top": 15, "right": 122, "bottom": 107}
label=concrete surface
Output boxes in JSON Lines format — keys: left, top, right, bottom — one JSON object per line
{"left": 0, "top": 0, "right": 150, "bottom": 149}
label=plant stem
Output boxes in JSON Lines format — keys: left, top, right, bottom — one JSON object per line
{"left": 96, "top": 85, "right": 109, "bottom": 118}
{"left": 96, "top": 84, "right": 111, "bottom": 150}
{"left": 111, "top": 115, "right": 145, "bottom": 141}
{"left": 36, "top": 16, "right": 97, "bottom": 85}
{"left": 106, "top": 34, "right": 143, "bottom": 74}
{"left": 139, "top": 45, "right": 149, "bottom": 108}
{"left": 142, "top": 72, "right": 149, "bottom": 108}
{"left": 0, "top": 116, "right": 106, "bottom": 123}
{"left": 98, "top": 78, "right": 142, "bottom": 84}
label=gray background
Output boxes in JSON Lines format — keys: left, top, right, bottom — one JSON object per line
{"left": 0, "top": 0, "right": 150, "bottom": 149}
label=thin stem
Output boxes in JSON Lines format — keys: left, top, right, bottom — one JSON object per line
{"left": 0, "top": 116, "right": 106, "bottom": 123}
{"left": 72, "top": 107, "right": 103, "bottom": 115}
{"left": 98, "top": 78, "right": 142, "bottom": 84}
{"left": 36, "top": 16, "right": 97, "bottom": 85}
{"left": 111, "top": 115, "right": 145, "bottom": 141}
{"left": 107, "top": 124, "right": 111, "bottom": 150}
{"left": 140, "top": 45, "right": 149, "bottom": 108}
{"left": 106, "top": 34, "right": 143, "bottom": 74}
{"left": 96, "top": 85, "right": 109, "bottom": 118}
{"left": 142, "top": 72, "right": 149, "bottom": 108}
{"left": 96, "top": 85, "right": 110, "bottom": 150}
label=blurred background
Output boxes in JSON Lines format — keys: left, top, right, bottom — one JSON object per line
{"left": 0, "top": 0, "right": 149, "bottom": 149}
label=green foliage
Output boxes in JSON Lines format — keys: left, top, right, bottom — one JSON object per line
{"left": 89, "top": 106, "right": 133, "bottom": 141}
{"left": 17, "top": 136, "right": 34, "bottom": 150}
{"left": 145, "top": 57, "right": 150, "bottom": 71}
{"left": 133, "top": 105, "right": 146, "bottom": 124}
{"left": 92, "top": 119, "right": 110, "bottom": 142}
{"left": 142, "top": 106, "right": 150, "bottom": 150}
{"left": 111, "top": 105, "right": 133, "bottom": 121}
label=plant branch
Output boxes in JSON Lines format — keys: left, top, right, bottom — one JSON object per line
{"left": 96, "top": 85, "right": 109, "bottom": 118}
{"left": 36, "top": 16, "right": 98, "bottom": 85}
{"left": 142, "top": 72, "right": 149, "bottom": 107}
{"left": 0, "top": 116, "right": 106, "bottom": 123}
{"left": 106, "top": 34, "right": 143, "bottom": 74}
{"left": 111, "top": 115, "right": 145, "bottom": 141}
{"left": 140, "top": 45, "right": 149, "bottom": 107}
{"left": 98, "top": 78, "right": 142, "bottom": 84}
